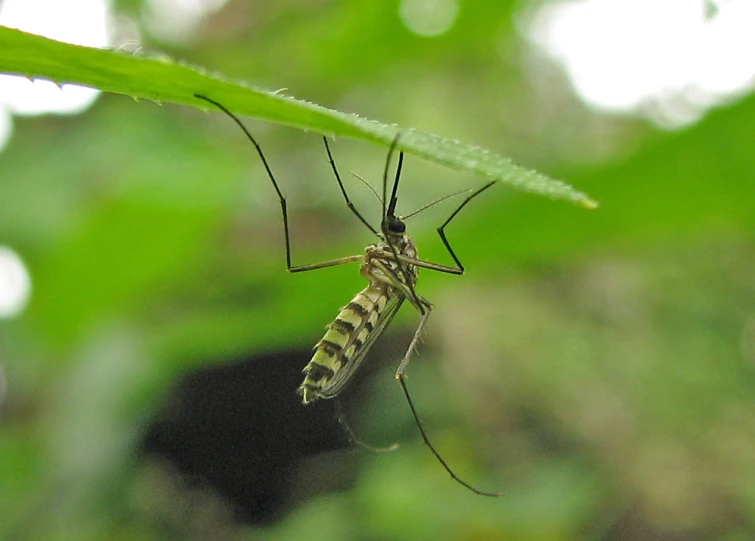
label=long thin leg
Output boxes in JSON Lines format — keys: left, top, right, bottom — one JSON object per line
{"left": 395, "top": 297, "right": 433, "bottom": 378}
{"left": 436, "top": 180, "right": 496, "bottom": 273}
{"left": 372, "top": 249, "right": 464, "bottom": 275}
{"left": 395, "top": 300, "right": 505, "bottom": 497}
{"left": 288, "top": 254, "right": 365, "bottom": 273}
{"left": 322, "top": 137, "right": 380, "bottom": 238}
{"left": 397, "top": 378, "right": 505, "bottom": 497}
{"left": 195, "top": 94, "right": 363, "bottom": 274}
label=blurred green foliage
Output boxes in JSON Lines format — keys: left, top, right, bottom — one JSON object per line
{"left": 1, "top": 1, "right": 755, "bottom": 540}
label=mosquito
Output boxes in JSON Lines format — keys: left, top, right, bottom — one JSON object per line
{"left": 195, "top": 94, "right": 502, "bottom": 497}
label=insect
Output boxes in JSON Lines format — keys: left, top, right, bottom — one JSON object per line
{"left": 195, "top": 94, "right": 502, "bottom": 496}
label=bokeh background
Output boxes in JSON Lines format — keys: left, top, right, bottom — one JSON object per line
{"left": 1, "top": 0, "right": 755, "bottom": 539}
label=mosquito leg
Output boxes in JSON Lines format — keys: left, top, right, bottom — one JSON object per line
{"left": 195, "top": 94, "right": 368, "bottom": 274}
{"left": 395, "top": 298, "right": 433, "bottom": 378}
{"left": 436, "top": 181, "right": 496, "bottom": 273}
{"left": 322, "top": 137, "right": 379, "bottom": 238}
{"left": 395, "top": 299, "right": 505, "bottom": 497}
{"left": 397, "top": 377, "right": 505, "bottom": 497}
{"left": 371, "top": 249, "right": 463, "bottom": 276}
{"left": 288, "top": 254, "right": 365, "bottom": 273}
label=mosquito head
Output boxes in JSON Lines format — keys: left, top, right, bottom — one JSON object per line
{"left": 383, "top": 215, "right": 406, "bottom": 237}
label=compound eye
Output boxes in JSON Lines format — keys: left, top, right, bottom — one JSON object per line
{"left": 388, "top": 217, "right": 406, "bottom": 233}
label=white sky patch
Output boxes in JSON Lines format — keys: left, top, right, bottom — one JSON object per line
{"left": 0, "top": 246, "right": 32, "bottom": 319}
{"left": 400, "top": 0, "right": 460, "bottom": 37}
{"left": 145, "top": 0, "right": 229, "bottom": 44}
{"left": 0, "top": 107, "right": 11, "bottom": 153}
{"left": 522, "top": 0, "right": 755, "bottom": 127}
{"left": 0, "top": 0, "right": 110, "bottom": 48}
{"left": 0, "top": 76, "right": 102, "bottom": 116}
{"left": 0, "top": 0, "right": 110, "bottom": 150}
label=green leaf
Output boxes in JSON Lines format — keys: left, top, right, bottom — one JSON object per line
{"left": 0, "top": 25, "right": 597, "bottom": 208}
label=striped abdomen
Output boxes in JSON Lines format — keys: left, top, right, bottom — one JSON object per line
{"left": 298, "top": 284, "right": 392, "bottom": 404}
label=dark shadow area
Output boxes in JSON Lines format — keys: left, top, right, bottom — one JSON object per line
{"left": 140, "top": 348, "right": 350, "bottom": 525}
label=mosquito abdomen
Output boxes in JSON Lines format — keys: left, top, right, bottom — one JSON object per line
{"left": 298, "top": 285, "right": 388, "bottom": 404}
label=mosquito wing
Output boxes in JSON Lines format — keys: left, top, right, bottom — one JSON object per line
{"left": 318, "top": 294, "right": 405, "bottom": 399}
